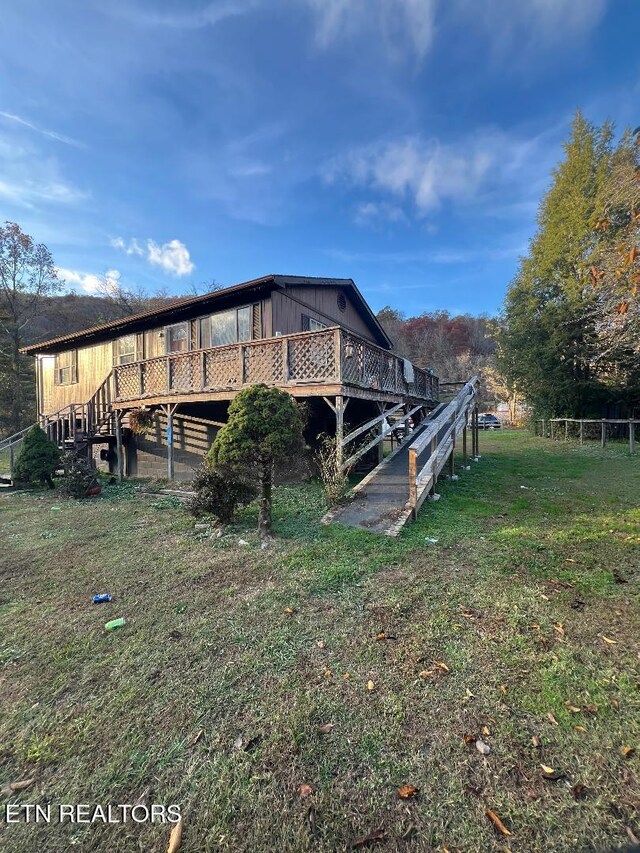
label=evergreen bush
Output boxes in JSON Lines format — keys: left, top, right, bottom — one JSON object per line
{"left": 13, "top": 426, "right": 60, "bottom": 489}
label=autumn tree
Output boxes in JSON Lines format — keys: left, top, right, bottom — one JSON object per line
{"left": 209, "top": 384, "right": 305, "bottom": 536}
{"left": 0, "top": 222, "right": 62, "bottom": 433}
{"left": 501, "top": 113, "right": 640, "bottom": 417}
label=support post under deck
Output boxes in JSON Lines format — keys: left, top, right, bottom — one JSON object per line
{"left": 115, "top": 412, "right": 124, "bottom": 483}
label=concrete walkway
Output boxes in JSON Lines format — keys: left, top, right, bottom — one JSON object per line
{"left": 326, "top": 403, "right": 450, "bottom": 535}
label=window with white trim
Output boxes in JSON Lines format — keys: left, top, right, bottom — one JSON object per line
{"left": 55, "top": 350, "right": 77, "bottom": 385}
{"left": 200, "top": 306, "right": 252, "bottom": 348}
{"left": 115, "top": 334, "right": 137, "bottom": 365}
{"left": 302, "top": 314, "right": 327, "bottom": 332}
{"left": 165, "top": 322, "right": 189, "bottom": 354}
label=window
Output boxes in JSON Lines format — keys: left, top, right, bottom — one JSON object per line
{"left": 165, "top": 322, "right": 189, "bottom": 354}
{"left": 200, "top": 306, "right": 253, "bottom": 348}
{"left": 115, "top": 334, "right": 137, "bottom": 365}
{"left": 302, "top": 314, "right": 327, "bottom": 332}
{"left": 55, "top": 350, "right": 77, "bottom": 385}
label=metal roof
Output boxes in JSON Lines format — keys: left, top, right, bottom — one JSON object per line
{"left": 21, "top": 274, "right": 392, "bottom": 353}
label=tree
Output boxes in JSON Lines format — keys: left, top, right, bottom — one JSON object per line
{"left": 499, "top": 112, "right": 634, "bottom": 417}
{"left": 13, "top": 425, "right": 60, "bottom": 488}
{"left": 0, "top": 222, "right": 62, "bottom": 433}
{"left": 209, "top": 384, "right": 305, "bottom": 535}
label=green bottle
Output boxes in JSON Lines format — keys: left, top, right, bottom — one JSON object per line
{"left": 105, "top": 617, "right": 126, "bottom": 631}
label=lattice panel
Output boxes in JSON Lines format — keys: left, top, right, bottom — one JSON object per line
{"left": 381, "top": 356, "right": 397, "bottom": 392}
{"left": 362, "top": 346, "right": 382, "bottom": 390}
{"left": 289, "top": 332, "right": 335, "bottom": 381}
{"left": 244, "top": 341, "right": 284, "bottom": 384}
{"left": 341, "top": 336, "right": 365, "bottom": 385}
{"left": 114, "top": 364, "right": 139, "bottom": 400}
{"left": 205, "top": 346, "right": 240, "bottom": 389}
{"left": 142, "top": 359, "right": 168, "bottom": 396}
{"left": 169, "top": 353, "right": 197, "bottom": 392}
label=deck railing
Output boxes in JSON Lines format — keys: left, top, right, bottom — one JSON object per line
{"left": 113, "top": 327, "right": 439, "bottom": 403}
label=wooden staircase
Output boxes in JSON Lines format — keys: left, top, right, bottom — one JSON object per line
{"left": 0, "top": 373, "right": 115, "bottom": 483}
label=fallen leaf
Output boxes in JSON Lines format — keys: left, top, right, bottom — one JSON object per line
{"left": 564, "top": 701, "right": 581, "bottom": 713}
{"left": 323, "top": 669, "right": 333, "bottom": 678}
{"left": 540, "top": 764, "right": 565, "bottom": 781}
{"left": 463, "top": 734, "right": 476, "bottom": 745}
{"left": 318, "top": 723, "right": 334, "bottom": 734}
{"left": 189, "top": 729, "right": 204, "bottom": 747}
{"left": 316, "top": 640, "right": 325, "bottom": 649}
{"left": 397, "top": 784, "right": 419, "bottom": 799}
{"left": 554, "top": 622, "right": 565, "bottom": 636}
{"left": 352, "top": 827, "right": 386, "bottom": 848}
{"left": 546, "top": 712, "right": 559, "bottom": 726}
{"left": 6, "top": 778, "right": 35, "bottom": 793}
{"left": 575, "top": 726, "right": 587, "bottom": 733}
{"left": 620, "top": 745, "right": 635, "bottom": 759}
{"left": 500, "top": 685, "right": 508, "bottom": 695}
{"left": 367, "top": 680, "right": 375, "bottom": 691}
{"left": 626, "top": 826, "right": 639, "bottom": 845}
{"left": 600, "top": 635, "right": 617, "bottom": 645}
{"left": 610, "top": 698, "right": 619, "bottom": 710}
{"left": 475, "top": 739, "right": 491, "bottom": 755}
{"left": 583, "top": 704, "right": 599, "bottom": 715}
{"left": 375, "top": 632, "right": 397, "bottom": 641}
{"left": 419, "top": 669, "right": 435, "bottom": 679}
{"left": 565, "top": 558, "right": 577, "bottom": 563}
{"left": 531, "top": 735, "right": 541, "bottom": 748}
{"left": 485, "top": 808, "right": 511, "bottom": 837}
{"left": 307, "top": 807, "right": 317, "bottom": 836}
{"left": 482, "top": 725, "right": 491, "bottom": 736}
{"left": 343, "top": 672, "right": 351, "bottom": 680}
{"left": 167, "top": 817, "right": 183, "bottom": 853}
{"left": 299, "top": 784, "right": 314, "bottom": 798}
{"left": 572, "top": 784, "right": 588, "bottom": 799}
{"left": 433, "top": 661, "right": 449, "bottom": 673}
{"left": 283, "top": 607, "right": 296, "bottom": 615}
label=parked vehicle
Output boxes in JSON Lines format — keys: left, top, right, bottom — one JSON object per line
{"left": 383, "top": 416, "right": 415, "bottom": 442}
{"left": 478, "top": 413, "right": 501, "bottom": 430}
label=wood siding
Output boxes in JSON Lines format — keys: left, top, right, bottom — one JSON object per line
{"left": 37, "top": 299, "right": 271, "bottom": 416}
{"left": 39, "top": 341, "right": 113, "bottom": 416}
{"left": 271, "top": 286, "right": 377, "bottom": 344}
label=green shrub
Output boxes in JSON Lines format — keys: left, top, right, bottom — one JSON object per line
{"left": 13, "top": 426, "right": 60, "bottom": 489}
{"left": 58, "top": 451, "right": 99, "bottom": 499}
{"left": 187, "top": 462, "right": 257, "bottom": 523}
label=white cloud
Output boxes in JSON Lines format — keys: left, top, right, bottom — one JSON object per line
{"left": 112, "top": 235, "right": 195, "bottom": 277}
{"left": 57, "top": 267, "right": 121, "bottom": 295}
{"left": 110, "top": 236, "right": 144, "bottom": 256}
{"left": 146, "top": 239, "right": 195, "bottom": 276}
{"left": 326, "top": 134, "right": 498, "bottom": 214}
{"left": 0, "top": 112, "right": 84, "bottom": 148}
{"left": 305, "top": 0, "right": 436, "bottom": 62}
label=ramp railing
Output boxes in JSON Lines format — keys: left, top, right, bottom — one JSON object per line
{"left": 407, "top": 376, "right": 480, "bottom": 517}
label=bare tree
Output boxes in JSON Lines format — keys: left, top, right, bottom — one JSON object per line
{"left": 0, "top": 222, "right": 62, "bottom": 433}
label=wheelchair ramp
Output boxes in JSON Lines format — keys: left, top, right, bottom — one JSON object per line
{"left": 323, "top": 379, "right": 479, "bottom": 536}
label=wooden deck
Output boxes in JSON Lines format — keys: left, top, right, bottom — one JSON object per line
{"left": 111, "top": 327, "right": 438, "bottom": 408}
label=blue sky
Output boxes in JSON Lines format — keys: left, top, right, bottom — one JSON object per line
{"left": 1, "top": 1, "right": 638, "bottom": 317}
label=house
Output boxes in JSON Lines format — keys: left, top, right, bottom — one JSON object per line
{"left": 21, "top": 275, "right": 439, "bottom": 480}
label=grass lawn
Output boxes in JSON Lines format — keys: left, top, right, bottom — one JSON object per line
{"left": 1, "top": 431, "right": 639, "bottom": 852}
